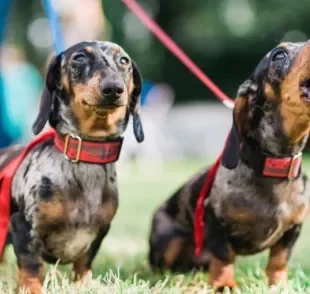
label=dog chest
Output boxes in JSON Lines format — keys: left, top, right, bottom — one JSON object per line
{"left": 209, "top": 165, "right": 309, "bottom": 254}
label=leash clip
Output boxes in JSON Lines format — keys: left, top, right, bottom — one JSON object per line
{"left": 288, "top": 152, "right": 302, "bottom": 180}
{"left": 64, "top": 134, "right": 82, "bottom": 163}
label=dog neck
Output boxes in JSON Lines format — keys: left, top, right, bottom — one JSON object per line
{"left": 246, "top": 103, "right": 309, "bottom": 157}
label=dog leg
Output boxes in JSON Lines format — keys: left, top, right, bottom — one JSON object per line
{"left": 162, "top": 236, "right": 186, "bottom": 268}
{"left": 11, "top": 213, "right": 43, "bottom": 294}
{"left": 266, "top": 224, "right": 301, "bottom": 286}
{"left": 72, "top": 226, "right": 110, "bottom": 282}
{"left": 206, "top": 205, "right": 237, "bottom": 290}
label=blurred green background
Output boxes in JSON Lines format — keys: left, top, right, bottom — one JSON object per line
{"left": 5, "top": 0, "right": 310, "bottom": 101}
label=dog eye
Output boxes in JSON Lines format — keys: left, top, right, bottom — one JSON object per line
{"left": 73, "top": 54, "right": 87, "bottom": 63}
{"left": 119, "top": 56, "right": 130, "bottom": 65}
{"left": 272, "top": 51, "right": 287, "bottom": 62}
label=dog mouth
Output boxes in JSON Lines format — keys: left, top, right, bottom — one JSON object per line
{"left": 82, "top": 100, "right": 125, "bottom": 110}
{"left": 300, "top": 79, "right": 310, "bottom": 102}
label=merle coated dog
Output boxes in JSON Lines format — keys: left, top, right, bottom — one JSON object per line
{"left": 0, "top": 41, "right": 144, "bottom": 293}
{"left": 149, "top": 41, "right": 310, "bottom": 290}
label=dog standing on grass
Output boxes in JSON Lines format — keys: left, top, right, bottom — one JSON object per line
{"left": 0, "top": 41, "right": 144, "bottom": 294}
{"left": 149, "top": 41, "right": 310, "bottom": 290}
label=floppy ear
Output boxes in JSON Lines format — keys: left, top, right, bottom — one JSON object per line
{"left": 130, "top": 62, "right": 144, "bottom": 143}
{"left": 32, "top": 54, "right": 62, "bottom": 135}
{"left": 221, "top": 79, "right": 257, "bottom": 170}
{"left": 233, "top": 78, "right": 257, "bottom": 140}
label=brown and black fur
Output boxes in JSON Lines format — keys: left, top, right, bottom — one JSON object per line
{"left": 149, "top": 41, "right": 310, "bottom": 289}
{"left": 1, "top": 41, "right": 144, "bottom": 294}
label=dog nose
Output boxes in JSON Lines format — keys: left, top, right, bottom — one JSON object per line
{"left": 100, "top": 79, "right": 124, "bottom": 100}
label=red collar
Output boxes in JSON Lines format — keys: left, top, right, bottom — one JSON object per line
{"left": 54, "top": 133, "right": 123, "bottom": 164}
{"left": 194, "top": 133, "right": 303, "bottom": 257}
{"left": 240, "top": 142, "right": 302, "bottom": 179}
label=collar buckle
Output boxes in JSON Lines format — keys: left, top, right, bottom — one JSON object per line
{"left": 64, "top": 134, "right": 82, "bottom": 163}
{"left": 288, "top": 152, "right": 302, "bottom": 180}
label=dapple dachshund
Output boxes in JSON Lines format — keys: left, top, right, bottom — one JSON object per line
{"left": 149, "top": 41, "right": 310, "bottom": 289}
{"left": 0, "top": 41, "right": 144, "bottom": 293}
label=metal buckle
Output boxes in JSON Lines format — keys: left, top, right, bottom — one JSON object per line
{"left": 288, "top": 152, "right": 302, "bottom": 179}
{"left": 63, "top": 134, "right": 82, "bottom": 163}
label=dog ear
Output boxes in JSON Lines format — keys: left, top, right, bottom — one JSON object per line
{"left": 233, "top": 79, "right": 257, "bottom": 140}
{"left": 32, "top": 54, "right": 62, "bottom": 135}
{"left": 222, "top": 79, "right": 257, "bottom": 170}
{"left": 130, "top": 62, "right": 144, "bottom": 143}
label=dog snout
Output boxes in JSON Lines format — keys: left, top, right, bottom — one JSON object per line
{"left": 100, "top": 79, "right": 125, "bottom": 101}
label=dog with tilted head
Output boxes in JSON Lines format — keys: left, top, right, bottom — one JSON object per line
{"left": 0, "top": 40, "right": 144, "bottom": 294}
{"left": 149, "top": 41, "right": 310, "bottom": 290}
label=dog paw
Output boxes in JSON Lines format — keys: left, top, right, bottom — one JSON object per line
{"left": 208, "top": 277, "right": 238, "bottom": 291}
{"left": 19, "top": 283, "right": 42, "bottom": 294}
{"left": 267, "top": 269, "right": 288, "bottom": 286}
{"left": 18, "top": 270, "right": 42, "bottom": 294}
{"left": 72, "top": 270, "right": 93, "bottom": 286}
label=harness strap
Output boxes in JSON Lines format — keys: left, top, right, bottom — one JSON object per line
{"left": 0, "top": 129, "right": 56, "bottom": 260}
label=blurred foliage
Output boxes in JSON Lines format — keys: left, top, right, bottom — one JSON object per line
{"left": 103, "top": 0, "right": 310, "bottom": 102}
{"left": 6, "top": 0, "right": 46, "bottom": 70}
{"left": 4, "top": 0, "right": 310, "bottom": 102}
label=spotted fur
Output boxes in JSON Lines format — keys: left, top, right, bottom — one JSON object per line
{"left": 149, "top": 41, "right": 310, "bottom": 290}
{"left": 1, "top": 41, "right": 144, "bottom": 294}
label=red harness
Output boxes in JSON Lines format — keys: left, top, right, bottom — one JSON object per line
{"left": 193, "top": 135, "right": 303, "bottom": 256}
{"left": 0, "top": 129, "right": 123, "bottom": 259}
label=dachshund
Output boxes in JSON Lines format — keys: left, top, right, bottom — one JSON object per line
{"left": 148, "top": 41, "right": 310, "bottom": 290}
{"left": 0, "top": 40, "right": 144, "bottom": 293}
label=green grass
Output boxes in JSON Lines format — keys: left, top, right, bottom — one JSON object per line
{"left": 2, "top": 156, "right": 310, "bottom": 293}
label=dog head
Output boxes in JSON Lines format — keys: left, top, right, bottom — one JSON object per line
{"left": 33, "top": 41, "right": 144, "bottom": 142}
{"left": 233, "top": 41, "right": 310, "bottom": 155}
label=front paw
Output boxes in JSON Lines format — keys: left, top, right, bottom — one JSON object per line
{"left": 18, "top": 270, "right": 42, "bottom": 294}
{"left": 267, "top": 268, "right": 288, "bottom": 286}
{"left": 208, "top": 275, "right": 238, "bottom": 291}
{"left": 208, "top": 255, "right": 237, "bottom": 291}
{"left": 72, "top": 269, "right": 93, "bottom": 285}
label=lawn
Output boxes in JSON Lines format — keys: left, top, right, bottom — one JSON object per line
{"left": 1, "top": 156, "right": 310, "bottom": 293}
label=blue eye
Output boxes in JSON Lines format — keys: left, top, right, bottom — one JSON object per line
{"left": 272, "top": 51, "right": 287, "bottom": 61}
{"left": 120, "top": 56, "right": 130, "bottom": 65}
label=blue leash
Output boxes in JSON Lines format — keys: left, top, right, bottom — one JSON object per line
{"left": 43, "top": 0, "right": 65, "bottom": 54}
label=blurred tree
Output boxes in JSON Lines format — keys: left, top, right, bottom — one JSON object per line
{"left": 3, "top": 0, "right": 310, "bottom": 103}
{"left": 102, "top": 0, "right": 310, "bottom": 102}
{"left": 7, "top": 0, "right": 46, "bottom": 70}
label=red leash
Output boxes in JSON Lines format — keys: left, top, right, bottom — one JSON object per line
{"left": 122, "top": 0, "right": 235, "bottom": 109}
{"left": 194, "top": 156, "right": 221, "bottom": 256}
{"left": 194, "top": 133, "right": 231, "bottom": 256}
{"left": 121, "top": 0, "right": 235, "bottom": 254}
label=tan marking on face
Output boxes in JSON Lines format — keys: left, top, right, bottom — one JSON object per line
{"left": 38, "top": 198, "right": 65, "bottom": 223}
{"left": 264, "top": 82, "right": 276, "bottom": 100}
{"left": 163, "top": 237, "right": 185, "bottom": 267}
{"left": 85, "top": 46, "right": 95, "bottom": 54}
{"left": 278, "top": 42, "right": 289, "bottom": 49}
{"left": 266, "top": 244, "right": 289, "bottom": 286}
{"left": 71, "top": 102, "right": 127, "bottom": 138}
{"left": 113, "top": 46, "right": 120, "bottom": 54}
{"left": 73, "top": 74, "right": 102, "bottom": 106}
{"left": 127, "top": 75, "right": 134, "bottom": 96}
{"left": 208, "top": 246, "right": 237, "bottom": 289}
{"left": 62, "top": 73, "right": 70, "bottom": 91}
{"left": 280, "top": 42, "right": 310, "bottom": 143}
